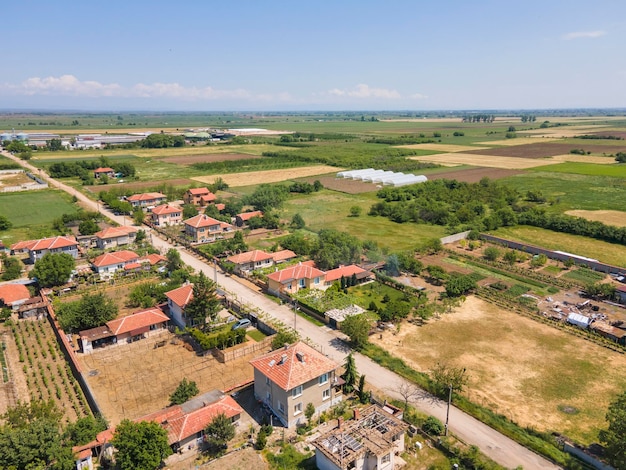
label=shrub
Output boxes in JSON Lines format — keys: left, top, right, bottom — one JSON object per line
{"left": 422, "top": 416, "right": 444, "bottom": 435}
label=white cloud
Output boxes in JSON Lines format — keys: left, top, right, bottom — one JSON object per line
{"left": 327, "top": 84, "right": 401, "bottom": 99}
{"left": 562, "top": 30, "right": 606, "bottom": 40}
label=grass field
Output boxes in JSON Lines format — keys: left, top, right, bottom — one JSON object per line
{"left": 192, "top": 166, "right": 340, "bottom": 186}
{"left": 564, "top": 210, "right": 626, "bottom": 227}
{"left": 281, "top": 190, "right": 447, "bottom": 251}
{"left": 493, "top": 225, "right": 626, "bottom": 267}
{"left": 370, "top": 296, "right": 626, "bottom": 444}
{"left": 529, "top": 162, "right": 626, "bottom": 177}
{"left": 0, "top": 190, "right": 77, "bottom": 244}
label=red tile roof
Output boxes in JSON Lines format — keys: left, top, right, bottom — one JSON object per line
{"left": 142, "top": 394, "right": 243, "bottom": 445}
{"left": 11, "top": 235, "right": 78, "bottom": 252}
{"left": 140, "top": 253, "right": 167, "bottom": 265}
{"left": 184, "top": 214, "right": 232, "bottom": 229}
{"left": 123, "top": 262, "right": 142, "bottom": 270}
{"left": 267, "top": 261, "right": 324, "bottom": 284}
{"left": 151, "top": 204, "right": 182, "bottom": 215}
{"left": 106, "top": 307, "right": 169, "bottom": 336}
{"left": 94, "top": 167, "right": 115, "bottom": 173}
{"left": 165, "top": 284, "right": 194, "bottom": 308}
{"left": 271, "top": 250, "right": 297, "bottom": 262}
{"left": 250, "top": 341, "right": 338, "bottom": 391}
{"left": 92, "top": 250, "right": 139, "bottom": 268}
{"left": 200, "top": 193, "right": 217, "bottom": 202}
{"left": 94, "top": 226, "right": 137, "bottom": 239}
{"left": 215, "top": 203, "right": 226, "bottom": 211}
{"left": 0, "top": 284, "right": 30, "bottom": 305}
{"left": 324, "top": 265, "right": 367, "bottom": 283}
{"left": 187, "top": 187, "right": 210, "bottom": 195}
{"left": 237, "top": 210, "right": 263, "bottom": 221}
{"left": 127, "top": 192, "right": 166, "bottom": 202}
{"left": 227, "top": 250, "right": 273, "bottom": 265}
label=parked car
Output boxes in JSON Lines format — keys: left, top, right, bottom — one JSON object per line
{"left": 231, "top": 318, "right": 251, "bottom": 330}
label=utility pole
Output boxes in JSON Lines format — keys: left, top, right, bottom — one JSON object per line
{"left": 445, "top": 384, "right": 452, "bottom": 436}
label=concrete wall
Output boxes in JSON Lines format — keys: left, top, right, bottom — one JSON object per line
{"left": 440, "top": 230, "right": 471, "bottom": 245}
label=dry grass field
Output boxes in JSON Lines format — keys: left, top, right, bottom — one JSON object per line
{"left": 548, "top": 154, "right": 617, "bottom": 164}
{"left": 78, "top": 331, "right": 261, "bottom": 427}
{"left": 408, "top": 153, "right": 554, "bottom": 169}
{"left": 0, "top": 171, "right": 33, "bottom": 187}
{"left": 159, "top": 153, "right": 261, "bottom": 165}
{"left": 518, "top": 125, "right": 614, "bottom": 138}
{"left": 396, "top": 143, "right": 490, "bottom": 152}
{"left": 371, "top": 296, "right": 626, "bottom": 443}
{"left": 477, "top": 137, "right": 562, "bottom": 146}
{"left": 564, "top": 210, "right": 626, "bottom": 227}
{"left": 192, "top": 165, "right": 340, "bottom": 187}
{"left": 466, "top": 142, "right": 626, "bottom": 158}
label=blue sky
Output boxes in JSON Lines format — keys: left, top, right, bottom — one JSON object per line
{"left": 2, "top": 0, "right": 625, "bottom": 111}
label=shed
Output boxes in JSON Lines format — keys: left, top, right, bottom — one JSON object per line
{"left": 567, "top": 313, "right": 591, "bottom": 329}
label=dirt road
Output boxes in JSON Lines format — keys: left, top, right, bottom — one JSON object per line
{"left": 2, "top": 150, "right": 560, "bottom": 469}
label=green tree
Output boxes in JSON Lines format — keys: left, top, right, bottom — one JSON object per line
{"left": 0, "top": 215, "right": 12, "bottom": 231}
{"left": 599, "top": 391, "right": 626, "bottom": 469}
{"left": 357, "top": 375, "right": 370, "bottom": 404}
{"left": 341, "top": 314, "right": 372, "bottom": 350}
{"left": 431, "top": 362, "right": 468, "bottom": 398}
{"left": 185, "top": 271, "right": 221, "bottom": 328}
{"left": 445, "top": 274, "right": 477, "bottom": 297}
{"left": 1, "top": 256, "right": 22, "bottom": 280}
{"left": 182, "top": 204, "right": 198, "bottom": 219}
{"left": 46, "top": 138, "right": 64, "bottom": 151}
{"left": 56, "top": 292, "right": 118, "bottom": 332}
{"left": 530, "top": 253, "right": 548, "bottom": 268}
{"left": 31, "top": 252, "right": 75, "bottom": 287}
{"left": 78, "top": 219, "right": 99, "bottom": 235}
{"left": 271, "top": 329, "right": 299, "bottom": 349}
{"left": 166, "top": 248, "right": 183, "bottom": 272}
{"left": 305, "top": 402, "right": 316, "bottom": 425}
{"left": 503, "top": 249, "right": 518, "bottom": 265}
{"left": 341, "top": 353, "right": 358, "bottom": 393}
{"left": 133, "top": 208, "right": 145, "bottom": 225}
{"left": 349, "top": 205, "right": 362, "bottom": 217}
{"left": 483, "top": 246, "right": 500, "bottom": 262}
{"left": 245, "top": 184, "right": 289, "bottom": 212}
{"left": 64, "top": 415, "right": 108, "bottom": 446}
{"left": 425, "top": 265, "right": 448, "bottom": 285}
{"left": 169, "top": 378, "right": 199, "bottom": 405}
{"left": 111, "top": 419, "right": 172, "bottom": 470}
{"left": 204, "top": 413, "right": 236, "bottom": 450}
{"left": 290, "top": 213, "right": 306, "bottom": 230}
{"left": 422, "top": 416, "right": 444, "bottom": 436}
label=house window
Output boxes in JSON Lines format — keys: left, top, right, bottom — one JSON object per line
{"left": 266, "top": 391, "right": 271, "bottom": 403}
{"left": 277, "top": 400, "right": 285, "bottom": 414}
{"left": 266, "top": 376, "right": 270, "bottom": 385}
{"left": 299, "top": 279, "right": 305, "bottom": 288}
{"left": 292, "top": 385, "right": 303, "bottom": 398}
{"left": 319, "top": 373, "right": 328, "bottom": 385}
{"left": 322, "top": 389, "right": 331, "bottom": 401}
{"left": 381, "top": 453, "right": 391, "bottom": 465}
{"left": 314, "top": 277, "right": 320, "bottom": 284}
{"left": 294, "top": 403, "right": 302, "bottom": 416}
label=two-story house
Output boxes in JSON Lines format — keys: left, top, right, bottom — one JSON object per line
{"left": 91, "top": 250, "right": 140, "bottom": 278}
{"left": 226, "top": 250, "right": 274, "bottom": 274}
{"left": 93, "top": 167, "right": 115, "bottom": 179}
{"left": 267, "top": 261, "right": 325, "bottom": 295}
{"left": 250, "top": 341, "right": 342, "bottom": 428}
{"left": 150, "top": 204, "right": 183, "bottom": 226}
{"left": 94, "top": 226, "right": 137, "bottom": 250}
{"left": 183, "top": 187, "right": 216, "bottom": 207}
{"left": 126, "top": 192, "right": 167, "bottom": 210}
{"left": 11, "top": 235, "right": 79, "bottom": 263}
{"left": 164, "top": 283, "right": 194, "bottom": 328}
{"left": 313, "top": 405, "right": 408, "bottom": 470}
{"left": 183, "top": 214, "right": 233, "bottom": 243}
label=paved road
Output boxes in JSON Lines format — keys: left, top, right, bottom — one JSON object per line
{"left": 2, "top": 150, "right": 560, "bottom": 469}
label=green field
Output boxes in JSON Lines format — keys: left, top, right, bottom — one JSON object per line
{"left": 530, "top": 162, "right": 626, "bottom": 177}
{"left": 0, "top": 190, "right": 77, "bottom": 243}
{"left": 493, "top": 225, "right": 626, "bottom": 267}
{"left": 281, "top": 190, "right": 447, "bottom": 251}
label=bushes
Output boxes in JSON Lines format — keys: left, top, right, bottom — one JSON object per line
{"left": 422, "top": 416, "right": 444, "bottom": 436}
{"left": 188, "top": 327, "right": 246, "bottom": 351}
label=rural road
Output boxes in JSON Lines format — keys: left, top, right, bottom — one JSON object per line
{"left": 2, "top": 150, "right": 560, "bottom": 470}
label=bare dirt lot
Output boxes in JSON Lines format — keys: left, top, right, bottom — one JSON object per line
{"left": 84, "top": 178, "right": 193, "bottom": 194}
{"left": 78, "top": 331, "right": 263, "bottom": 427}
{"left": 425, "top": 167, "right": 524, "bottom": 183}
{"left": 565, "top": 210, "right": 626, "bottom": 227}
{"left": 300, "top": 175, "right": 379, "bottom": 193}
{"left": 371, "top": 296, "right": 626, "bottom": 443}
{"left": 159, "top": 153, "right": 261, "bottom": 165}
{"left": 0, "top": 171, "right": 33, "bottom": 188}
{"left": 465, "top": 142, "right": 626, "bottom": 159}
{"left": 192, "top": 166, "right": 340, "bottom": 187}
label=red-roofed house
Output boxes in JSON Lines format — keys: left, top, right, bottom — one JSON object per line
{"left": 94, "top": 226, "right": 137, "bottom": 249}
{"left": 227, "top": 250, "right": 274, "bottom": 273}
{"left": 126, "top": 192, "right": 167, "bottom": 210}
{"left": 0, "top": 283, "right": 31, "bottom": 310}
{"left": 150, "top": 204, "right": 183, "bottom": 226}
{"left": 79, "top": 307, "right": 169, "bottom": 353}
{"left": 324, "top": 264, "right": 372, "bottom": 286}
{"left": 165, "top": 284, "right": 194, "bottom": 327}
{"left": 184, "top": 214, "right": 233, "bottom": 243}
{"left": 234, "top": 210, "right": 263, "bottom": 227}
{"left": 11, "top": 235, "right": 79, "bottom": 263}
{"left": 267, "top": 261, "right": 325, "bottom": 295}
{"left": 140, "top": 253, "right": 167, "bottom": 266}
{"left": 91, "top": 250, "right": 139, "bottom": 278}
{"left": 93, "top": 167, "right": 115, "bottom": 179}
{"left": 250, "top": 341, "right": 342, "bottom": 428}
{"left": 270, "top": 249, "right": 297, "bottom": 264}
{"left": 183, "top": 188, "right": 216, "bottom": 207}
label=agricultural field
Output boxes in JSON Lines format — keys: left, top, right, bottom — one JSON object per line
{"left": 564, "top": 210, "right": 626, "bottom": 228}
{"left": 0, "top": 189, "right": 78, "bottom": 244}
{"left": 192, "top": 165, "right": 339, "bottom": 187}
{"left": 371, "top": 296, "right": 626, "bottom": 444}
{"left": 159, "top": 153, "right": 262, "bottom": 165}
{"left": 465, "top": 142, "right": 626, "bottom": 158}
{"left": 529, "top": 162, "right": 626, "bottom": 178}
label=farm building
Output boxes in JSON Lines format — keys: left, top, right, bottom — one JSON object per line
{"left": 336, "top": 169, "right": 426, "bottom": 187}
{"left": 567, "top": 313, "right": 591, "bottom": 329}
{"left": 590, "top": 321, "right": 626, "bottom": 345}
{"left": 337, "top": 169, "right": 374, "bottom": 179}
{"left": 617, "top": 285, "right": 626, "bottom": 304}
{"left": 383, "top": 174, "right": 428, "bottom": 187}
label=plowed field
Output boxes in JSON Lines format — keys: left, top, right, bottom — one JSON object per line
{"left": 465, "top": 143, "right": 626, "bottom": 158}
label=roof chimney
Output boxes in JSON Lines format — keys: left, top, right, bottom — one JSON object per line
{"left": 353, "top": 408, "right": 360, "bottom": 421}
{"left": 280, "top": 354, "right": 287, "bottom": 364}
{"left": 337, "top": 417, "right": 343, "bottom": 430}
{"left": 296, "top": 352, "right": 305, "bottom": 363}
